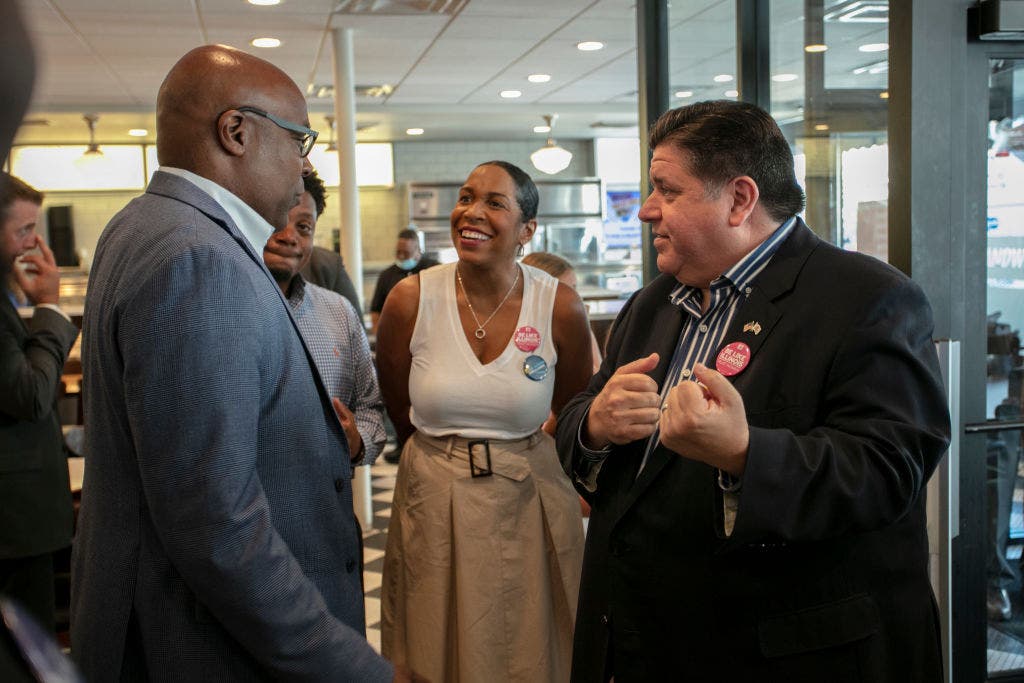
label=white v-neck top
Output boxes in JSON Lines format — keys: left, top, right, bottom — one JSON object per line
{"left": 408, "top": 262, "right": 558, "bottom": 439}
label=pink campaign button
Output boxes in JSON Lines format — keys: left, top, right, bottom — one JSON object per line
{"left": 514, "top": 326, "right": 541, "bottom": 352}
{"left": 715, "top": 341, "right": 751, "bottom": 377}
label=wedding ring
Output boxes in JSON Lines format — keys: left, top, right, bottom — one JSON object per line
{"left": 661, "top": 403, "right": 669, "bottom": 412}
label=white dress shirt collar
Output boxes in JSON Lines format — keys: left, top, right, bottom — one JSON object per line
{"left": 159, "top": 166, "right": 274, "bottom": 256}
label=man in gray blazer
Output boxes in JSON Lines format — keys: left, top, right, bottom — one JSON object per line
{"left": 72, "top": 45, "right": 420, "bottom": 682}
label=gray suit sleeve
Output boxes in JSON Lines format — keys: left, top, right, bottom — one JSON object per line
{"left": 119, "top": 246, "right": 391, "bottom": 681}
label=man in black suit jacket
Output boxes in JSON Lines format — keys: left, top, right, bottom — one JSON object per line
{"left": 556, "top": 101, "right": 951, "bottom": 682}
{"left": 301, "top": 245, "right": 363, "bottom": 317}
{"left": 0, "top": 173, "right": 77, "bottom": 631}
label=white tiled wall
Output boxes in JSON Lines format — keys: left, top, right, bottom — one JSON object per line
{"left": 37, "top": 139, "right": 595, "bottom": 268}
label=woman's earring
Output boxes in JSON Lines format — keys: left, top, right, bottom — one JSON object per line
{"left": 517, "top": 243, "right": 525, "bottom": 257}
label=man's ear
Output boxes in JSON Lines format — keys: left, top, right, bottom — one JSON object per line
{"left": 217, "top": 109, "right": 247, "bottom": 158}
{"left": 728, "top": 175, "right": 760, "bottom": 227}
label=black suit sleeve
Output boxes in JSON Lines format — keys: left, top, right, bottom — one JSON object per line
{"left": 0, "top": 305, "right": 78, "bottom": 422}
{"left": 731, "top": 277, "right": 951, "bottom": 544}
{"left": 555, "top": 288, "right": 642, "bottom": 496}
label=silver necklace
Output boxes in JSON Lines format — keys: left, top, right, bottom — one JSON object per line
{"left": 455, "top": 264, "right": 520, "bottom": 340}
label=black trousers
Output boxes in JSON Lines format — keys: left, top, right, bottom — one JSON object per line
{"left": 0, "top": 553, "right": 56, "bottom": 632}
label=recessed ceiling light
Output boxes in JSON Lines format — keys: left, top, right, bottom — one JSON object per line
{"left": 674, "top": 90, "right": 694, "bottom": 98}
{"left": 534, "top": 125, "right": 551, "bottom": 133}
{"left": 724, "top": 89, "right": 738, "bottom": 98}
{"left": 713, "top": 74, "right": 734, "bottom": 83}
{"left": 128, "top": 128, "right": 148, "bottom": 137}
{"left": 247, "top": 0, "right": 281, "bottom": 5}
{"left": 772, "top": 73, "right": 799, "bottom": 82}
{"left": 879, "top": 91, "right": 890, "bottom": 99}
{"left": 805, "top": 44, "right": 828, "bottom": 53}
{"left": 814, "top": 124, "right": 829, "bottom": 131}
{"left": 500, "top": 90, "right": 522, "bottom": 99}
{"left": 859, "top": 42, "right": 889, "bottom": 52}
{"left": 577, "top": 41, "right": 604, "bottom": 51}
{"left": 406, "top": 128, "right": 424, "bottom": 135}
{"left": 251, "top": 37, "right": 281, "bottom": 48}
{"left": 528, "top": 74, "right": 551, "bottom": 83}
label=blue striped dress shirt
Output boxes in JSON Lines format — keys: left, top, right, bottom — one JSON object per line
{"left": 630, "top": 217, "right": 796, "bottom": 476}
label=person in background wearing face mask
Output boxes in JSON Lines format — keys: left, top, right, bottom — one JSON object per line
{"left": 369, "top": 228, "right": 438, "bottom": 334}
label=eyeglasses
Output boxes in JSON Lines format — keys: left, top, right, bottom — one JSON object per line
{"left": 236, "top": 106, "right": 318, "bottom": 157}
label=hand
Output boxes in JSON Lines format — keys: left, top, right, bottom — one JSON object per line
{"left": 659, "top": 363, "right": 749, "bottom": 476}
{"left": 584, "top": 353, "right": 661, "bottom": 449}
{"left": 331, "top": 397, "right": 363, "bottom": 463}
{"left": 13, "top": 236, "right": 61, "bottom": 306}
{"left": 392, "top": 663, "right": 431, "bottom": 683}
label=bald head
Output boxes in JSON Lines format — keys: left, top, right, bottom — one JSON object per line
{"left": 157, "top": 45, "right": 302, "bottom": 168}
{"left": 155, "top": 44, "right": 313, "bottom": 229}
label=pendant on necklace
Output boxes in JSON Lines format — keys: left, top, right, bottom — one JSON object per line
{"left": 474, "top": 328, "right": 486, "bottom": 340}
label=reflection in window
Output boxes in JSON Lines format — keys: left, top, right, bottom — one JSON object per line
{"left": 770, "top": 0, "right": 889, "bottom": 251}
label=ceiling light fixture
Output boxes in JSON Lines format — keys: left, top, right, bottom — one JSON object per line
{"left": 724, "top": 89, "right": 738, "bottom": 98}
{"left": 534, "top": 124, "right": 551, "bottom": 133}
{"left": 247, "top": 0, "right": 281, "bottom": 5}
{"left": 406, "top": 128, "right": 425, "bottom": 136}
{"left": 713, "top": 74, "right": 734, "bottom": 83}
{"left": 530, "top": 114, "right": 572, "bottom": 175}
{"left": 83, "top": 114, "right": 102, "bottom": 156}
{"left": 528, "top": 74, "right": 551, "bottom": 83}
{"left": 805, "top": 43, "right": 828, "bottom": 53}
{"left": 814, "top": 124, "right": 830, "bottom": 131}
{"left": 251, "top": 37, "right": 281, "bottom": 48}
{"left": 500, "top": 90, "right": 522, "bottom": 99}
{"left": 674, "top": 90, "right": 694, "bottom": 98}
{"left": 325, "top": 115, "right": 337, "bottom": 151}
{"left": 772, "top": 73, "right": 799, "bottom": 82}
{"left": 128, "top": 128, "right": 148, "bottom": 137}
{"left": 859, "top": 42, "right": 888, "bottom": 52}
{"left": 577, "top": 41, "right": 604, "bottom": 51}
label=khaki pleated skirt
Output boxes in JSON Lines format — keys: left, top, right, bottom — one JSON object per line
{"left": 381, "top": 430, "right": 584, "bottom": 683}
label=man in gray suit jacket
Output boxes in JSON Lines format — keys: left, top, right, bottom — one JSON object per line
{"left": 72, "top": 46, "right": 420, "bottom": 682}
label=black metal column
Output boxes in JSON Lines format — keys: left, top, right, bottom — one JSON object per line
{"left": 636, "top": 0, "right": 669, "bottom": 286}
{"left": 736, "top": 0, "right": 770, "bottom": 109}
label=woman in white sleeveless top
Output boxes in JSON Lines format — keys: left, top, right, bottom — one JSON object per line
{"left": 377, "top": 161, "right": 594, "bottom": 682}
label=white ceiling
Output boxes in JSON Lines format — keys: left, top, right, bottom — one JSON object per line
{"left": 14, "top": 0, "right": 889, "bottom": 146}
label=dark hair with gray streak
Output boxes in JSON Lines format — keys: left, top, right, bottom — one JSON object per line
{"left": 475, "top": 160, "right": 539, "bottom": 222}
{"left": 649, "top": 100, "right": 805, "bottom": 222}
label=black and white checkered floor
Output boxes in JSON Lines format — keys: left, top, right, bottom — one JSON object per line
{"left": 362, "top": 459, "right": 399, "bottom": 652}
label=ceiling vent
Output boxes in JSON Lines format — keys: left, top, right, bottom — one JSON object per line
{"left": 823, "top": 1, "right": 888, "bottom": 23}
{"left": 333, "top": 0, "right": 467, "bottom": 14}
{"left": 307, "top": 83, "right": 394, "bottom": 99}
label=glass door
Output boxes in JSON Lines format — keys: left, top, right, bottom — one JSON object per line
{"left": 981, "top": 57, "right": 1024, "bottom": 679}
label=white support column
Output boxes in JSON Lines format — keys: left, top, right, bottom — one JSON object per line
{"left": 331, "top": 26, "right": 372, "bottom": 530}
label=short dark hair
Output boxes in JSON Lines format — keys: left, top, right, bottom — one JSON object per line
{"left": 649, "top": 100, "right": 805, "bottom": 222}
{"left": 475, "top": 160, "right": 539, "bottom": 222}
{"left": 1, "top": 172, "right": 43, "bottom": 217}
{"left": 304, "top": 171, "right": 326, "bottom": 217}
{"left": 397, "top": 228, "right": 419, "bottom": 241}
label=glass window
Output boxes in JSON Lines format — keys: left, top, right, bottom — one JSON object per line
{"left": 668, "top": 1, "right": 738, "bottom": 107}
{"left": 770, "top": 0, "right": 889, "bottom": 256}
{"left": 11, "top": 145, "right": 146, "bottom": 192}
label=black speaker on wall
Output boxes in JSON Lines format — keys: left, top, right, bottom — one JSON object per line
{"left": 46, "top": 205, "right": 78, "bottom": 267}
